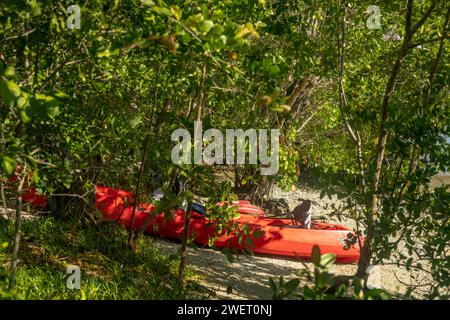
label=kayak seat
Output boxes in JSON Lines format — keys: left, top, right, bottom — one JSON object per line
{"left": 192, "top": 203, "right": 206, "bottom": 215}
{"left": 291, "top": 200, "right": 312, "bottom": 228}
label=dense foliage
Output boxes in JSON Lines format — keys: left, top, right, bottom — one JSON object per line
{"left": 0, "top": 0, "right": 448, "bottom": 299}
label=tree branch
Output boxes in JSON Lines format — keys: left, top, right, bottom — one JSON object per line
{"left": 337, "top": 5, "right": 366, "bottom": 192}
{"left": 408, "top": 34, "right": 449, "bottom": 49}
{"left": 411, "top": 0, "right": 438, "bottom": 34}
{"left": 8, "top": 164, "right": 27, "bottom": 291}
{"left": 405, "top": 0, "right": 414, "bottom": 35}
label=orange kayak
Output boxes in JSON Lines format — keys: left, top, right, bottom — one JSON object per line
{"left": 96, "top": 185, "right": 361, "bottom": 263}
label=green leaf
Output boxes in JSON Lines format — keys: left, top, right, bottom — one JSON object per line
{"left": 20, "top": 110, "right": 31, "bottom": 123}
{"left": 2, "top": 156, "right": 16, "bottom": 176}
{"left": 4, "top": 66, "right": 15, "bottom": 77}
{"left": 311, "top": 245, "right": 321, "bottom": 266}
{"left": 270, "top": 105, "right": 285, "bottom": 113}
{"left": 16, "top": 96, "right": 28, "bottom": 109}
{"left": 0, "top": 78, "right": 20, "bottom": 107}
{"left": 188, "top": 13, "right": 204, "bottom": 24}
{"left": 198, "top": 20, "right": 214, "bottom": 33}
{"left": 269, "top": 65, "right": 280, "bottom": 76}
{"left": 284, "top": 278, "right": 300, "bottom": 295}
{"left": 153, "top": 6, "right": 173, "bottom": 17}
{"left": 28, "top": 93, "right": 60, "bottom": 119}
{"left": 33, "top": 169, "right": 39, "bottom": 184}
{"left": 141, "top": 0, "right": 155, "bottom": 6}
{"left": 5, "top": 80, "right": 21, "bottom": 97}
{"left": 225, "top": 252, "right": 234, "bottom": 263}
{"left": 320, "top": 253, "right": 336, "bottom": 268}
{"left": 170, "top": 6, "right": 182, "bottom": 20}
{"left": 129, "top": 116, "right": 141, "bottom": 128}
{"left": 268, "top": 278, "right": 277, "bottom": 295}
{"left": 96, "top": 50, "right": 111, "bottom": 58}
{"left": 245, "top": 236, "right": 254, "bottom": 248}
{"left": 252, "top": 229, "right": 265, "bottom": 238}
{"left": 209, "top": 25, "right": 224, "bottom": 36}
{"left": 54, "top": 91, "right": 70, "bottom": 99}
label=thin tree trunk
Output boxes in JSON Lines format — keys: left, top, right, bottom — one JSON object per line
{"left": 1, "top": 80, "right": 9, "bottom": 217}
{"left": 356, "top": 0, "right": 437, "bottom": 277}
{"left": 396, "top": 4, "right": 449, "bottom": 205}
{"left": 178, "top": 64, "right": 206, "bottom": 288}
{"left": 1, "top": 184, "right": 7, "bottom": 217}
{"left": 178, "top": 200, "right": 192, "bottom": 288}
{"left": 9, "top": 167, "right": 26, "bottom": 291}
{"left": 337, "top": 6, "right": 366, "bottom": 193}
{"left": 356, "top": 21, "right": 412, "bottom": 280}
{"left": 234, "top": 165, "right": 240, "bottom": 194}
{"left": 127, "top": 63, "right": 162, "bottom": 243}
{"left": 127, "top": 134, "right": 150, "bottom": 248}
{"left": 149, "top": 64, "right": 161, "bottom": 127}
{"left": 297, "top": 109, "right": 320, "bottom": 134}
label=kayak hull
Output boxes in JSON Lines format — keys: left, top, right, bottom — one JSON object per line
{"left": 96, "top": 185, "right": 361, "bottom": 263}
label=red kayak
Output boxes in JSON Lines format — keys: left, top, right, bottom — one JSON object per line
{"left": 7, "top": 168, "right": 47, "bottom": 208}
{"left": 96, "top": 185, "right": 361, "bottom": 263}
